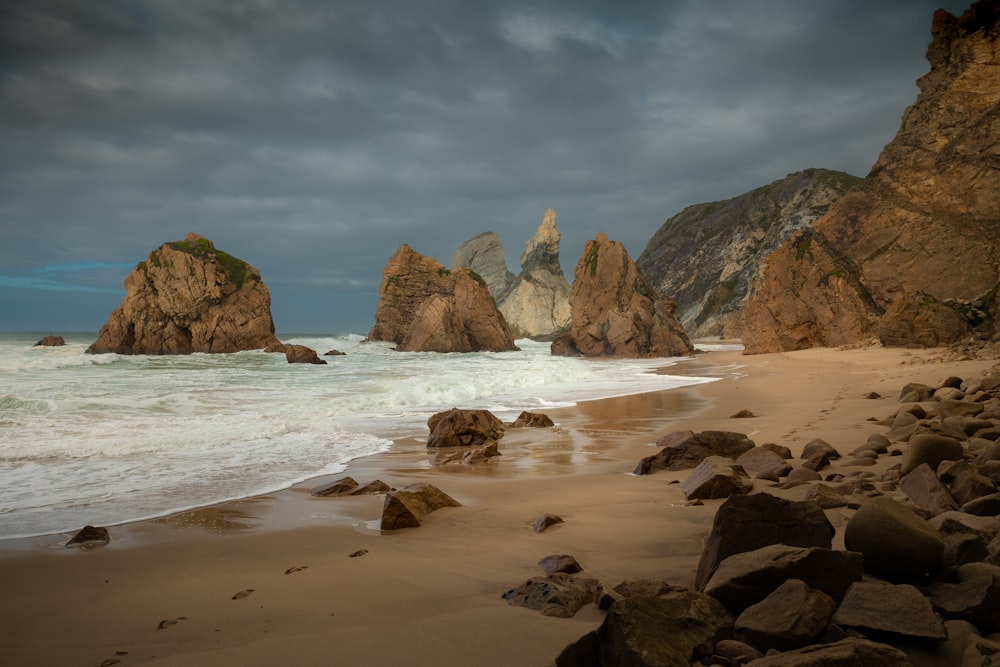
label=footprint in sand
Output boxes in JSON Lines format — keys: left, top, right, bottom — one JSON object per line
{"left": 284, "top": 566, "right": 308, "bottom": 574}
{"left": 231, "top": 588, "right": 255, "bottom": 600}
{"left": 157, "top": 617, "right": 187, "bottom": 630}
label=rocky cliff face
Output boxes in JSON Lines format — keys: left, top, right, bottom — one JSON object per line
{"left": 497, "top": 209, "right": 572, "bottom": 339}
{"left": 87, "top": 233, "right": 280, "bottom": 355}
{"left": 742, "top": 2, "right": 1000, "bottom": 353}
{"left": 450, "top": 232, "right": 515, "bottom": 300}
{"left": 552, "top": 234, "right": 693, "bottom": 358}
{"left": 368, "top": 244, "right": 518, "bottom": 353}
{"left": 637, "top": 169, "right": 860, "bottom": 339}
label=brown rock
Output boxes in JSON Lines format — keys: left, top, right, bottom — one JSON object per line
{"left": 426, "top": 408, "right": 505, "bottom": 448}
{"left": 741, "top": 638, "right": 910, "bottom": 666}
{"left": 635, "top": 430, "right": 756, "bottom": 474}
{"left": 681, "top": 456, "right": 752, "bottom": 500}
{"left": 510, "top": 411, "right": 555, "bottom": 428}
{"left": 741, "top": 4, "right": 1000, "bottom": 353}
{"left": 283, "top": 344, "right": 326, "bottom": 364}
{"left": 310, "top": 476, "right": 359, "bottom": 497}
{"left": 367, "top": 244, "right": 517, "bottom": 353}
{"left": 900, "top": 463, "right": 959, "bottom": 516}
{"left": 87, "top": 233, "right": 280, "bottom": 354}
{"left": 734, "top": 579, "right": 837, "bottom": 652}
{"left": 832, "top": 581, "right": 946, "bottom": 640}
{"left": 555, "top": 591, "right": 733, "bottom": 667}
{"left": 502, "top": 573, "right": 599, "bottom": 618}
{"left": 65, "top": 525, "right": 111, "bottom": 548}
{"left": 927, "top": 575, "right": 1000, "bottom": 633}
{"left": 379, "top": 483, "right": 461, "bottom": 530}
{"left": 538, "top": 554, "right": 583, "bottom": 575}
{"left": 901, "top": 433, "right": 965, "bottom": 475}
{"left": 552, "top": 234, "right": 693, "bottom": 358}
{"left": 736, "top": 447, "right": 793, "bottom": 479}
{"left": 33, "top": 335, "right": 65, "bottom": 347}
{"left": 695, "top": 493, "right": 835, "bottom": 592}
{"left": 532, "top": 514, "right": 564, "bottom": 533}
{"left": 843, "top": 495, "right": 945, "bottom": 580}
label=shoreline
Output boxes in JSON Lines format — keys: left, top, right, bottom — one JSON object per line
{"left": 1, "top": 345, "right": 998, "bottom": 666}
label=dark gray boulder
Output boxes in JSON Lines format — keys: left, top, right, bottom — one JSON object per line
{"left": 832, "top": 581, "right": 946, "bottom": 641}
{"left": 843, "top": 495, "right": 945, "bottom": 580}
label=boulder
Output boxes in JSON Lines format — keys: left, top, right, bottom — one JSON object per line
{"left": 695, "top": 493, "right": 835, "bottom": 591}
{"left": 741, "top": 638, "right": 910, "bottom": 666}
{"left": 554, "top": 591, "right": 733, "bottom": 667}
{"left": 736, "top": 447, "right": 793, "bottom": 479}
{"left": 510, "top": 411, "right": 555, "bottom": 428}
{"left": 801, "top": 438, "right": 841, "bottom": 461}
{"left": 87, "top": 233, "right": 280, "bottom": 354}
{"left": 65, "top": 525, "right": 111, "bottom": 548}
{"left": 426, "top": 408, "right": 505, "bottom": 448}
{"left": 900, "top": 433, "right": 965, "bottom": 476}
{"left": 367, "top": 244, "right": 517, "bottom": 353}
{"left": 949, "top": 466, "right": 997, "bottom": 506}
{"left": 311, "top": 476, "right": 359, "bottom": 497}
{"left": 704, "top": 544, "right": 863, "bottom": 614}
{"left": 532, "top": 514, "right": 564, "bottom": 533}
{"left": 538, "top": 554, "right": 583, "bottom": 575}
{"left": 681, "top": 456, "right": 752, "bottom": 500}
{"left": 926, "top": 575, "right": 1000, "bottom": 633}
{"left": 962, "top": 492, "right": 1000, "bottom": 516}
{"left": 551, "top": 233, "right": 692, "bottom": 358}
{"left": 33, "top": 335, "right": 65, "bottom": 347}
{"left": 900, "top": 463, "right": 959, "bottom": 516}
{"left": 843, "top": 495, "right": 945, "bottom": 580}
{"left": 379, "top": 483, "right": 461, "bottom": 530}
{"left": 284, "top": 344, "right": 326, "bottom": 365}
{"left": 832, "top": 581, "right": 946, "bottom": 641}
{"left": 495, "top": 208, "right": 572, "bottom": 339}
{"left": 450, "top": 231, "right": 515, "bottom": 300}
{"left": 734, "top": 579, "right": 836, "bottom": 652}
{"left": 635, "top": 430, "right": 756, "bottom": 474}
{"left": 502, "top": 573, "right": 599, "bottom": 618}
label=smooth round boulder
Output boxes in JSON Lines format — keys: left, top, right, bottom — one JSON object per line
{"left": 900, "top": 433, "right": 965, "bottom": 476}
{"left": 844, "top": 496, "right": 944, "bottom": 580}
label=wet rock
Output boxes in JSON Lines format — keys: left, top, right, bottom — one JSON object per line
{"left": 284, "top": 344, "right": 326, "bottom": 364}
{"left": 65, "top": 525, "right": 111, "bottom": 548}
{"left": 426, "top": 408, "right": 505, "bottom": 448}
{"left": 635, "top": 430, "right": 756, "bottom": 474}
{"left": 734, "top": 578, "right": 836, "bottom": 652}
{"left": 510, "top": 411, "right": 555, "bottom": 428}
{"left": 380, "top": 483, "right": 461, "bottom": 530}
{"left": 539, "top": 554, "right": 583, "bottom": 575}
{"left": 34, "top": 335, "right": 65, "bottom": 347}
{"left": 311, "top": 476, "right": 360, "bottom": 497}
{"left": 532, "top": 514, "right": 564, "bottom": 533}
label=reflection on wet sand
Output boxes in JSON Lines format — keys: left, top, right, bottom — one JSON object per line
{"left": 157, "top": 500, "right": 266, "bottom": 533}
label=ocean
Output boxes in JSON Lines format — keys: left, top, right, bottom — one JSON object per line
{"left": 0, "top": 331, "right": 720, "bottom": 540}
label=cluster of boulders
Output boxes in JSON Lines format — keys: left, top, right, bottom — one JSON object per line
{"left": 525, "top": 372, "right": 1000, "bottom": 665}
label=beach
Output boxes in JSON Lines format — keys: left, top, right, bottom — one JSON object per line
{"left": 1, "top": 344, "right": 997, "bottom": 666}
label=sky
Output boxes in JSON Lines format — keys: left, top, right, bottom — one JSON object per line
{"left": 0, "top": 0, "right": 972, "bottom": 335}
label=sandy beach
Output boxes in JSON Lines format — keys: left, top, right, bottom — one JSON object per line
{"left": 2, "top": 344, "right": 998, "bottom": 667}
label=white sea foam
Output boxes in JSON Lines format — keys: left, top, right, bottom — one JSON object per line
{"left": 0, "top": 331, "right": 717, "bottom": 539}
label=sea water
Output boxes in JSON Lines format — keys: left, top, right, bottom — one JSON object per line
{"left": 0, "top": 331, "right": 718, "bottom": 539}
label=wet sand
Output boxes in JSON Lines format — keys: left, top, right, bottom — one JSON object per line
{"left": 1, "top": 345, "right": 996, "bottom": 666}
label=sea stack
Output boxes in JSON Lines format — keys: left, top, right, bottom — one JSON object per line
{"left": 450, "top": 232, "right": 516, "bottom": 301}
{"left": 367, "top": 244, "right": 518, "bottom": 353}
{"left": 741, "top": 2, "right": 1000, "bottom": 353}
{"left": 87, "top": 233, "right": 280, "bottom": 355}
{"left": 496, "top": 208, "right": 572, "bottom": 340}
{"left": 551, "top": 234, "right": 693, "bottom": 358}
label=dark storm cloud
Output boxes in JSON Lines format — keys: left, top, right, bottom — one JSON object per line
{"left": 0, "top": 0, "right": 972, "bottom": 332}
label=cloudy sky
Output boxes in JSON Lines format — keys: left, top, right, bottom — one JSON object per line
{"left": 0, "top": 0, "right": 970, "bottom": 335}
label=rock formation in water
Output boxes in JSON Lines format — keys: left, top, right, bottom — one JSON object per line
{"left": 367, "top": 244, "right": 518, "bottom": 353}
{"left": 551, "top": 234, "right": 693, "bottom": 358}
{"left": 450, "top": 232, "right": 515, "bottom": 300}
{"left": 496, "top": 208, "right": 572, "bottom": 340}
{"left": 741, "top": 2, "right": 1000, "bottom": 353}
{"left": 637, "top": 169, "right": 860, "bottom": 340}
{"left": 87, "top": 233, "right": 280, "bottom": 355}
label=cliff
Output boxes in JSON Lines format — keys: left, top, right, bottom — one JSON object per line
{"left": 741, "top": 1, "right": 1000, "bottom": 353}
{"left": 497, "top": 208, "right": 572, "bottom": 340}
{"left": 367, "top": 244, "right": 518, "bottom": 353}
{"left": 87, "top": 233, "right": 280, "bottom": 354}
{"left": 551, "top": 234, "right": 693, "bottom": 358}
{"left": 637, "top": 169, "right": 860, "bottom": 339}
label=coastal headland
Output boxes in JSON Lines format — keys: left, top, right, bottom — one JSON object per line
{"left": 2, "top": 344, "right": 998, "bottom": 666}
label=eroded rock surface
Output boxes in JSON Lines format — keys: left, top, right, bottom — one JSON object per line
{"left": 87, "top": 233, "right": 279, "bottom": 354}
